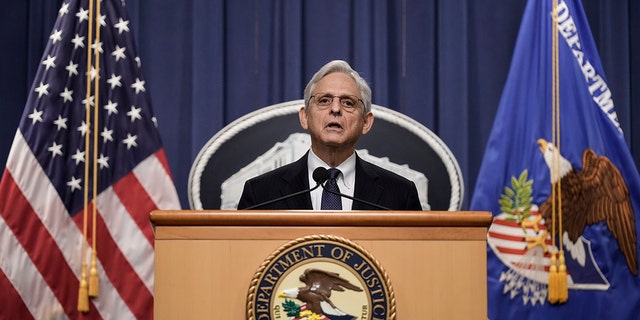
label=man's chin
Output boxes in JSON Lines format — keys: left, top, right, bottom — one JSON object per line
{"left": 319, "top": 138, "right": 358, "bottom": 150}
{"left": 320, "top": 136, "right": 345, "bottom": 146}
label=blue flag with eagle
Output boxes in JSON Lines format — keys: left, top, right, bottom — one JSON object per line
{"left": 470, "top": 0, "right": 640, "bottom": 318}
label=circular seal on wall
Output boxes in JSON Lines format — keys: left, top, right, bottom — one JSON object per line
{"left": 247, "top": 234, "right": 396, "bottom": 320}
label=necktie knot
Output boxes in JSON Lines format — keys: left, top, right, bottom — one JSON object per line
{"left": 321, "top": 168, "right": 342, "bottom": 210}
{"left": 327, "top": 168, "right": 341, "bottom": 180}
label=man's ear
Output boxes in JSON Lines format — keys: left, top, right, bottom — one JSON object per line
{"left": 298, "top": 106, "right": 309, "bottom": 130}
{"left": 361, "top": 112, "right": 374, "bottom": 135}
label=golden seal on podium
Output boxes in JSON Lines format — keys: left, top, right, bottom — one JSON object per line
{"left": 247, "top": 234, "right": 396, "bottom": 320}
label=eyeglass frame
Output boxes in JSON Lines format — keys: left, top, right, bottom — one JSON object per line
{"left": 307, "top": 93, "right": 365, "bottom": 113}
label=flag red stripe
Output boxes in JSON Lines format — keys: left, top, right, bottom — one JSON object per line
{"left": 72, "top": 201, "right": 153, "bottom": 319}
{"left": 491, "top": 218, "right": 547, "bottom": 230}
{"left": 155, "top": 148, "right": 173, "bottom": 180}
{"left": 489, "top": 231, "right": 553, "bottom": 245}
{"left": 1, "top": 1, "right": 181, "bottom": 318}
{"left": 509, "top": 262, "right": 551, "bottom": 272}
{"left": 496, "top": 245, "right": 553, "bottom": 259}
{"left": 112, "top": 172, "right": 157, "bottom": 246}
{"left": 0, "top": 172, "right": 101, "bottom": 319}
{"left": 0, "top": 267, "right": 34, "bottom": 320}
{"left": 496, "top": 246, "right": 528, "bottom": 255}
{"left": 488, "top": 231, "right": 525, "bottom": 241}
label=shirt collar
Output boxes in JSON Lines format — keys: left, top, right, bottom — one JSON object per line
{"left": 307, "top": 150, "right": 356, "bottom": 190}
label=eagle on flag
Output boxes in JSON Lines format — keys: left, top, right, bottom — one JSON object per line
{"left": 537, "top": 139, "right": 638, "bottom": 275}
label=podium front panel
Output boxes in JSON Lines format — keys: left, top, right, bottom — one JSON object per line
{"left": 152, "top": 210, "right": 491, "bottom": 319}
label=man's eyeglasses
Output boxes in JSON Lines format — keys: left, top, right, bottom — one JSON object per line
{"left": 309, "top": 93, "right": 363, "bottom": 112}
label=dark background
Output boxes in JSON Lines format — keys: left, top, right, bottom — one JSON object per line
{"left": 1, "top": 0, "right": 638, "bottom": 209}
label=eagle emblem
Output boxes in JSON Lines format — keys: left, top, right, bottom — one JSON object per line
{"left": 247, "top": 235, "right": 394, "bottom": 320}
{"left": 537, "top": 139, "right": 638, "bottom": 275}
{"left": 486, "top": 139, "right": 638, "bottom": 306}
{"left": 279, "top": 268, "right": 363, "bottom": 320}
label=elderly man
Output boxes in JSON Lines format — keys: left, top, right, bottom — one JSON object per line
{"left": 237, "top": 60, "right": 421, "bottom": 210}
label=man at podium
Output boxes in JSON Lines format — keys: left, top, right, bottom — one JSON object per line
{"left": 237, "top": 60, "right": 421, "bottom": 211}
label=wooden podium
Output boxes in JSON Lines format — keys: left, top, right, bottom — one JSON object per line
{"left": 151, "top": 210, "right": 492, "bottom": 319}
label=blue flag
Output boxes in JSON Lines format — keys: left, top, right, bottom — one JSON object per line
{"left": 471, "top": 0, "right": 640, "bottom": 318}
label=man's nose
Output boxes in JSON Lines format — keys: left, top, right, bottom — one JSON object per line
{"left": 329, "top": 98, "right": 342, "bottom": 112}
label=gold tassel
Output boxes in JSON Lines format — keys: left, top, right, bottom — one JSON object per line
{"left": 557, "top": 251, "right": 568, "bottom": 303}
{"left": 78, "top": 264, "right": 89, "bottom": 312}
{"left": 88, "top": 0, "right": 101, "bottom": 299}
{"left": 89, "top": 251, "right": 99, "bottom": 297}
{"left": 547, "top": 252, "right": 558, "bottom": 304}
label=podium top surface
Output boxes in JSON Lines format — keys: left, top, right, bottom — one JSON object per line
{"left": 150, "top": 210, "right": 492, "bottom": 227}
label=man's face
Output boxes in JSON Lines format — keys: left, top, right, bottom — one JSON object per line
{"left": 299, "top": 72, "right": 373, "bottom": 152}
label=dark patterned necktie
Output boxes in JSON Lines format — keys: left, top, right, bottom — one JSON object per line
{"left": 321, "top": 168, "right": 342, "bottom": 210}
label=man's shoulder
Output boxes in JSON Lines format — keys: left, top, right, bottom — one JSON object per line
{"left": 355, "top": 155, "right": 422, "bottom": 210}
{"left": 246, "top": 155, "right": 306, "bottom": 184}
{"left": 356, "top": 156, "right": 415, "bottom": 185}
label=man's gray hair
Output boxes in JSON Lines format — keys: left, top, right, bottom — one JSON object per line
{"left": 303, "top": 60, "right": 372, "bottom": 115}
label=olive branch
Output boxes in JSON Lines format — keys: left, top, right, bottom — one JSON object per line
{"left": 282, "top": 299, "right": 301, "bottom": 317}
{"left": 499, "top": 169, "right": 533, "bottom": 232}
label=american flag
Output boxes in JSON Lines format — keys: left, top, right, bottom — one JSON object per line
{"left": 0, "top": 0, "right": 180, "bottom": 318}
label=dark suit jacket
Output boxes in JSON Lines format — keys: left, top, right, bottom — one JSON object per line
{"left": 237, "top": 152, "right": 422, "bottom": 210}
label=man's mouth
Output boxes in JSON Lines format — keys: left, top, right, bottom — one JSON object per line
{"left": 326, "top": 122, "right": 343, "bottom": 129}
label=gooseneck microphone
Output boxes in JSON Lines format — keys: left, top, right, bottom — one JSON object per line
{"left": 316, "top": 167, "right": 391, "bottom": 211}
{"left": 244, "top": 167, "right": 329, "bottom": 210}
{"left": 312, "top": 166, "right": 329, "bottom": 184}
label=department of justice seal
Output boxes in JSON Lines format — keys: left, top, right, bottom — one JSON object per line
{"left": 247, "top": 234, "right": 395, "bottom": 320}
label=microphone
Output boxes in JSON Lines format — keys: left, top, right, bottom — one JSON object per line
{"left": 243, "top": 167, "right": 329, "bottom": 210}
{"left": 318, "top": 168, "right": 391, "bottom": 211}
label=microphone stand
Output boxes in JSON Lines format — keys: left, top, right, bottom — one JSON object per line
{"left": 319, "top": 182, "right": 391, "bottom": 211}
{"left": 243, "top": 183, "right": 322, "bottom": 210}
{"left": 243, "top": 167, "right": 329, "bottom": 210}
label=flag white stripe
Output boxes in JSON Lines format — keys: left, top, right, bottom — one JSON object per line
{"left": 490, "top": 223, "right": 543, "bottom": 237}
{"left": 496, "top": 251, "right": 551, "bottom": 266}
{"left": 7, "top": 132, "right": 85, "bottom": 272}
{"left": 98, "top": 186, "right": 155, "bottom": 292}
{"left": 490, "top": 238, "right": 528, "bottom": 250}
{"left": 87, "top": 251, "right": 137, "bottom": 319}
{"left": 0, "top": 215, "right": 66, "bottom": 320}
{"left": 134, "top": 153, "right": 180, "bottom": 210}
{"left": 6, "top": 131, "right": 132, "bottom": 318}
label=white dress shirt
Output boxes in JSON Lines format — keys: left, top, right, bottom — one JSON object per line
{"left": 307, "top": 150, "right": 356, "bottom": 210}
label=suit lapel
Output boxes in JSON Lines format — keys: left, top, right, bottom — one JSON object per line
{"left": 278, "top": 154, "right": 384, "bottom": 210}
{"left": 280, "top": 153, "right": 313, "bottom": 209}
{"left": 353, "top": 156, "right": 384, "bottom": 210}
